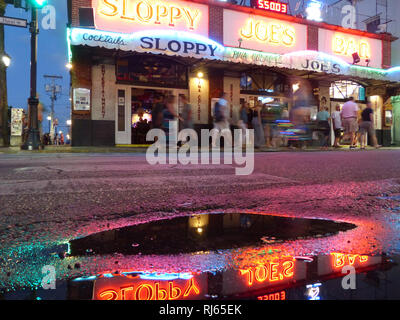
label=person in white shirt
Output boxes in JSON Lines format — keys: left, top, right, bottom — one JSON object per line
{"left": 331, "top": 104, "right": 342, "bottom": 148}
{"left": 340, "top": 97, "right": 359, "bottom": 149}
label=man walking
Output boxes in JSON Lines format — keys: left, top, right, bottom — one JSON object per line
{"left": 341, "top": 97, "right": 359, "bottom": 149}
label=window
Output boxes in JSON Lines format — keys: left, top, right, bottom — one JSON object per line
{"left": 330, "top": 81, "right": 364, "bottom": 100}
{"left": 116, "top": 55, "right": 188, "bottom": 89}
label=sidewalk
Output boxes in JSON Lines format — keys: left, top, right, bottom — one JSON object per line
{"left": 1, "top": 144, "right": 399, "bottom": 154}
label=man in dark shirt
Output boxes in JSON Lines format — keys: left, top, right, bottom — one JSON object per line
{"left": 359, "top": 102, "right": 381, "bottom": 149}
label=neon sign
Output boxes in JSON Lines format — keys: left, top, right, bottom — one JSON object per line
{"left": 331, "top": 252, "right": 369, "bottom": 268}
{"left": 94, "top": 0, "right": 204, "bottom": 32}
{"left": 333, "top": 35, "right": 371, "bottom": 59}
{"left": 254, "top": 0, "right": 288, "bottom": 14}
{"left": 257, "top": 290, "right": 286, "bottom": 300}
{"left": 239, "top": 260, "right": 295, "bottom": 286}
{"left": 97, "top": 278, "right": 201, "bottom": 300}
{"left": 239, "top": 19, "right": 296, "bottom": 47}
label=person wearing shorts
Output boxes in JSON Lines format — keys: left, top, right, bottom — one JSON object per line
{"left": 331, "top": 104, "right": 342, "bottom": 148}
{"left": 359, "top": 102, "right": 381, "bottom": 149}
{"left": 341, "top": 97, "right": 359, "bottom": 149}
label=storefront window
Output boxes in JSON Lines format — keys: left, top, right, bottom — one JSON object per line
{"left": 330, "top": 81, "right": 365, "bottom": 100}
{"left": 117, "top": 55, "right": 188, "bottom": 89}
{"left": 240, "top": 72, "right": 288, "bottom": 94}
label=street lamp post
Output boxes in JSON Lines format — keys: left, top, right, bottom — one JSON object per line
{"left": 21, "top": 4, "right": 40, "bottom": 150}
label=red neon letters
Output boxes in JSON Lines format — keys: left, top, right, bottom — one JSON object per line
{"left": 256, "top": 0, "right": 288, "bottom": 14}
{"left": 240, "top": 260, "right": 295, "bottom": 286}
{"left": 331, "top": 253, "right": 369, "bottom": 268}
{"left": 98, "top": 278, "right": 200, "bottom": 300}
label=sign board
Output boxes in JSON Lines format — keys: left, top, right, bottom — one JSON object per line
{"left": 223, "top": 9, "right": 307, "bottom": 55}
{"left": 11, "top": 108, "right": 24, "bottom": 136}
{"left": 69, "top": 27, "right": 400, "bottom": 83}
{"left": 0, "top": 16, "right": 28, "bottom": 28}
{"left": 251, "top": 0, "right": 289, "bottom": 14}
{"left": 92, "top": 0, "right": 209, "bottom": 36}
{"left": 73, "top": 88, "right": 91, "bottom": 111}
{"left": 318, "top": 29, "right": 382, "bottom": 69}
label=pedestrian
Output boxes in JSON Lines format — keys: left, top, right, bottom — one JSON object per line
{"left": 60, "top": 132, "right": 64, "bottom": 145}
{"left": 238, "top": 101, "right": 249, "bottom": 145}
{"left": 331, "top": 104, "right": 343, "bottom": 148}
{"left": 180, "top": 95, "right": 193, "bottom": 130}
{"left": 251, "top": 101, "right": 265, "bottom": 148}
{"left": 152, "top": 94, "right": 165, "bottom": 129}
{"left": 316, "top": 106, "right": 331, "bottom": 149}
{"left": 359, "top": 101, "right": 381, "bottom": 149}
{"left": 341, "top": 97, "right": 359, "bottom": 149}
{"left": 261, "top": 104, "right": 274, "bottom": 148}
{"left": 162, "top": 95, "right": 182, "bottom": 147}
{"left": 54, "top": 133, "right": 58, "bottom": 146}
{"left": 212, "top": 92, "right": 231, "bottom": 147}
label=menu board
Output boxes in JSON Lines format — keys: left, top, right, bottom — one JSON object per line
{"left": 11, "top": 108, "right": 23, "bottom": 136}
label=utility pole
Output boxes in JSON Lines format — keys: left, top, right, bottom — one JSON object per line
{"left": 0, "top": 0, "right": 8, "bottom": 147}
{"left": 44, "top": 74, "right": 62, "bottom": 141}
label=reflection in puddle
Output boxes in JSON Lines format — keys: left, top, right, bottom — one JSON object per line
{"left": 64, "top": 252, "right": 398, "bottom": 300}
{"left": 69, "top": 213, "right": 356, "bottom": 256}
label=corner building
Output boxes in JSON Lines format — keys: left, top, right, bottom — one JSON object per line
{"left": 67, "top": 0, "right": 400, "bottom": 146}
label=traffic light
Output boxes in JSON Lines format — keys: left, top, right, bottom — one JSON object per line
{"left": 29, "top": 0, "right": 48, "bottom": 7}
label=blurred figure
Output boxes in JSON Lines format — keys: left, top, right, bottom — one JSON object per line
{"left": 54, "top": 132, "right": 59, "bottom": 146}
{"left": 251, "top": 102, "right": 265, "bottom": 148}
{"left": 60, "top": 132, "right": 64, "bottom": 145}
{"left": 162, "top": 95, "right": 181, "bottom": 142}
{"left": 180, "top": 95, "right": 193, "bottom": 130}
{"left": 341, "top": 97, "right": 359, "bottom": 149}
{"left": 331, "top": 104, "right": 342, "bottom": 148}
{"left": 359, "top": 101, "right": 381, "bottom": 149}
{"left": 152, "top": 94, "right": 165, "bottom": 129}
{"left": 238, "top": 101, "right": 249, "bottom": 145}
{"left": 261, "top": 104, "right": 273, "bottom": 148}
{"left": 316, "top": 106, "right": 331, "bottom": 149}
{"left": 212, "top": 92, "right": 231, "bottom": 148}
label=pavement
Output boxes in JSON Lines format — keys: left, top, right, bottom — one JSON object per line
{"left": 1, "top": 149, "right": 400, "bottom": 291}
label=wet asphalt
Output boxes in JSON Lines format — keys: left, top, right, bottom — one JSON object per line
{"left": 1, "top": 150, "right": 400, "bottom": 294}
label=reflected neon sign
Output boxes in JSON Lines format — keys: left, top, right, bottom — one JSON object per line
{"left": 98, "top": 278, "right": 201, "bottom": 300}
{"left": 331, "top": 252, "right": 368, "bottom": 268}
{"left": 240, "top": 260, "right": 295, "bottom": 286}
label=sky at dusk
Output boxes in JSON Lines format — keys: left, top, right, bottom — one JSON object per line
{"left": 4, "top": 0, "right": 70, "bottom": 133}
{"left": 2, "top": 0, "right": 341, "bottom": 135}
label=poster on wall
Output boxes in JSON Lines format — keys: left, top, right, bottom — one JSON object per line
{"left": 73, "top": 88, "right": 91, "bottom": 111}
{"left": 11, "top": 108, "right": 23, "bottom": 136}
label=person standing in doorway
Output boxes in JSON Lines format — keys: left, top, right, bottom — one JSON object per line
{"left": 359, "top": 101, "right": 381, "bottom": 149}
{"left": 331, "top": 104, "right": 343, "bottom": 148}
{"left": 341, "top": 97, "right": 359, "bottom": 149}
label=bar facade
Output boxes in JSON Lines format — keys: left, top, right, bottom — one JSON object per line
{"left": 67, "top": 0, "right": 400, "bottom": 146}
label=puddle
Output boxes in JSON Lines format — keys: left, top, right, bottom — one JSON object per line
{"left": 69, "top": 213, "right": 356, "bottom": 256}
{"left": 2, "top": 253, "right": 399, "bottom": 300}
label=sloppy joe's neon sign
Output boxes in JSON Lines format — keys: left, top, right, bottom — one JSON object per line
{"left": 333, "top": 35, "right": 371, "bottom": 59}
{"left": 97, "top": 0, "right": 201, "bottom": 30}
{"left": 239, "top": 19, "right": 296, "bottom": 47}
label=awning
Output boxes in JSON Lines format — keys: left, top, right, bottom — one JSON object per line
{"left": 69, "top": 27, "right": 400, "bottom": 85}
